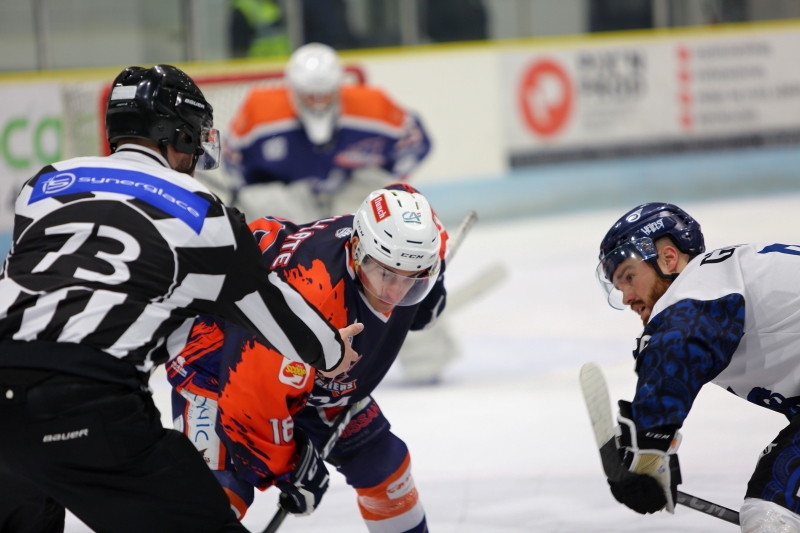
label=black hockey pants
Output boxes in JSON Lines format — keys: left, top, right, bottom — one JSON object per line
{"left": 0, "top": 369, "right": 247, "bottom": 533}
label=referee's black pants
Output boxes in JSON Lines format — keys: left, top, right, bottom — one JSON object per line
{"left": 0, "top": 370, "right": 246, "bottom": 533}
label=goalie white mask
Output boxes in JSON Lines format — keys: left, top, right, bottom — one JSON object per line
{"left": 286, "top": 43, "right": 343, "bottom": 145}
{"left": 352, "top": 189, "right": 442, "bottom": 307}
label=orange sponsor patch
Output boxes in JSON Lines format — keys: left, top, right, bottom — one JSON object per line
{"left": 279, "top": 359, "right": 310, "bottom": 388}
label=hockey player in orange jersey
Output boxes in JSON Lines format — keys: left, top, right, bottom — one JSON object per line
{"left": 169, "top": 184, "right": 447, "bottom": 532}
{"left": 220, "top": 42, "right": 456, "bottom": 386}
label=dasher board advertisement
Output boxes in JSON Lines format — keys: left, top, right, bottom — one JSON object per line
{"left": 0, "top": 83, "right": 63, "bottom": 244}
{"left": 503, "top": 29, "right": 800, "bottom": 167}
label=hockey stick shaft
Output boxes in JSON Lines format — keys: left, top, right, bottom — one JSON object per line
{"left": 445, "top": 210, "right": 477, "bottom": 262}
{"left": 263, "top": 211, "right": 479, "bottom": 533}
{"left": 676, "top": 491, "right": 740, "bottom": 525}
{"left": 262, "top": 403, "right": 359, "bottom": 533}
{"left": 580, "top": 363, "right": 740, "bottom": 526}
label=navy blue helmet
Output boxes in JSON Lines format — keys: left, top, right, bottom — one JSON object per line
{"left": 598, "top": 202, "right": 705, "bottom": 291}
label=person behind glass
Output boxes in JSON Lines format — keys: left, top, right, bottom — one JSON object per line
{"left": 0, "top": 64, "right": 359, "bottom": 533}
{"left": 229, "top": 0, "right": 290, "bottom": 58}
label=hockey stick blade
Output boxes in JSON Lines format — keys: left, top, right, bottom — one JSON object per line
{"left": 579, "top": 362, "right": 740, "bottom": 526}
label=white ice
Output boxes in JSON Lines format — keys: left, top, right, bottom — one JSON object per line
{"left": 66, "top": 193, "right": 800, "bottom": 532}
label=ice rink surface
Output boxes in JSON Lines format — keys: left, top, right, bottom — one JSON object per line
{"left": 65, "top": 192, "right": 800, "bottom": 532}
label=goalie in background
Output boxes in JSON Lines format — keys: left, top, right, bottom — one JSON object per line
{"left": 168, "top": 185, "right": 446, "bottom": 532}
{"left": 223, "top": 42, "right": 430, "bottom": 222}
{"left": 596, "top": 202, "right": 800, "bottom": 533}
{"left": 220, "top": 41, "right": 458, "bottom": 384}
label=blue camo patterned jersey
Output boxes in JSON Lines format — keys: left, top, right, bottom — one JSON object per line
{"left": 631, "top": 243, "right": 800, "bottom": 431}
{"left": 632, "top": 295, "right": 745, "bottom": 430}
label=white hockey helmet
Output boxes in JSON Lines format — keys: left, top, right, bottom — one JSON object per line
{"left": 352, "top": 188, "right": 442, "bottom": 307}
{"left": 285, "top": 43, "right": 343, "bottom": 145}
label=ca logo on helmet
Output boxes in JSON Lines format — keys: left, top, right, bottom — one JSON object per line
{"left": 42, "top": 173, "right": 76, "bottom": 195}
{"left": 402, "top": 211, "right": 422, "bottom": 224}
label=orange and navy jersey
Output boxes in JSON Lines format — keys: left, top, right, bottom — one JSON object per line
{"left": 250, "top": 183, "right": 447, "bottom": 408}
{"left": 168, "top": 315, "right": 314, "bottom": 488}
{"left": 169, "top": 183, "right": 447, "bottom": 486}
{"left": 224, "top": 85, "right": 431, "bottom": 187}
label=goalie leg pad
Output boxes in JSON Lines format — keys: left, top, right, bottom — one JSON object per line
{"left": 741, "top": 498, "right": 800, "bottom": 533}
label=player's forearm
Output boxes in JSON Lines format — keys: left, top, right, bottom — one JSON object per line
{"left": 217, "top": 215, "right": 345, "bottom": 370}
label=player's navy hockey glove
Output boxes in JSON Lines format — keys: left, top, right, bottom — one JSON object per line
{"left": 608, "top": 400, "right": 682, "bottom": 515}
{"left": 275, "top": 428, "right": 330, "bottom": 516}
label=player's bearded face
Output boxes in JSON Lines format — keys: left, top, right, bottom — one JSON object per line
{"left": 638, "top": 275, "right": 671, "bottom": 325}
{"left": 614, "top": 259, "right": 672, "bottom": 325}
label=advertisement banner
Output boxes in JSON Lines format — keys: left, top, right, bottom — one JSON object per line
{"left": 503, "top": 29, "right": 800, "bottom": 166}
{"left": 0, "top": 83, "right": 63, "bottom": 240}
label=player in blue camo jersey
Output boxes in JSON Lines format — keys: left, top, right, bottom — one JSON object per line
{"left": 596, "top": 203, "right": 800, "bottom": 533}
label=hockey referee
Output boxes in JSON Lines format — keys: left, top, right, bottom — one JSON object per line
{"left": 0, "top": 65, "right": 361, "bottom": 533}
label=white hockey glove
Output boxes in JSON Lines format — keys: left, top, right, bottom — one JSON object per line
{"left": 609, "top": 400, "right": 682, "bottom": 514}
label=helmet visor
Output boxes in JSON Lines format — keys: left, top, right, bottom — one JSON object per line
{"left": 356, "top": 254, "right": 440, "bottom": 307}
{"left": 596, "top": 238, "right": 656, "bottom": 310}
{"left": 196, "top": 125, "right": 221, "bottom": 171}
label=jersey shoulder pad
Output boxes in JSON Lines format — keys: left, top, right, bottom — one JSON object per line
{"left": 340, "top": 85, "right": 406, "bottom": 128}
{"left": 272, "top": 217, "right": 352, "bottom": 329}
{"left": 230, "top": 87, "right": 295, "bottom": 138}
{"left": 249, "top": 216, "right": 297, "bottom": 255}
{"left": 651, "top": 244, "right": 747, "bottom": 320}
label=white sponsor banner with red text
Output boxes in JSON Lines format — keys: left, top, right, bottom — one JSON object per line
{"left": 503, "top": 30, "right": 800, "bottom": 166}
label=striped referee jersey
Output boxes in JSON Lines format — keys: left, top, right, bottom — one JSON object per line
{"left": 0, "top": 145, "right": 344, "bottom": 385}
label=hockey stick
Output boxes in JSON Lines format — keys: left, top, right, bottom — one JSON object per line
{"left": 262, "top": 210, "right": 479, "bottom": 533}
{"left": 579, "top": 363, "right": 741, "bottom": 526}
{"left": 445, "top": 210, "right": 477, "bottom": 262}
{"left": 261, "top": 398, "right": 366, "bottom": 533}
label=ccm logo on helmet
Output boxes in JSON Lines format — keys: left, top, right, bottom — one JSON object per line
{"left": 400, "top": 253, "right": 424, "bottom": 259}
{"left": 371, "top": 194, "right": 390, "bottom": 222}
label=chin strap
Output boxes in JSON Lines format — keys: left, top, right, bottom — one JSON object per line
{"left": 158, "top": 139, "right": 201, "bottom": 175}
{"left": 648, "top": 260, "right": 680, "bottom": 282}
